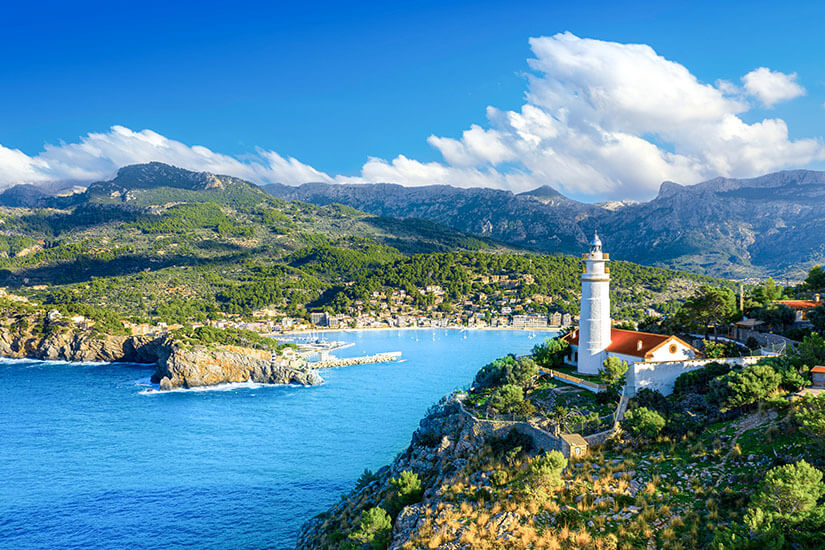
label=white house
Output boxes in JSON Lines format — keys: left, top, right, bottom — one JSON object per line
{"left": 563, "top": 327, "right": 699, "bottom": 368}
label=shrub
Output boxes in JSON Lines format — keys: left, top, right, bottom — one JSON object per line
{"left": 389, "top": 470, "right": 423, "bottom": 508}
{"left": 503, "top": 356, "right": 539, "bottom": 387}
{"left": 792, "top": 394, "right": 825, "bottom": 440}
{"left": 524, "top": 451, "right": 567, "bottom": 500}
{"left": 600, "top": 356, "right": 628, "bottom": 390}
{"left": 472, "top": 354, "right": 539, "bottom": 392}
{"left": 623, "top": 407, "right": 666, "bottom": 438}
{"left": 489, "top": 384, "right": 536, "bottom": 417}
{"left": 348, "top": 506, "right": 392, "bottom": 549}
{"left": 745, "top": 460, "right": 825, "bottom": 532}
{"left": 708, "top": 363, "right": 781, "bottom": 409}
{"left": 532, "top": 336, "right": 569, "bottom": 369}
{"left": 673, "top": 362, "right": 731, "bottom": 395}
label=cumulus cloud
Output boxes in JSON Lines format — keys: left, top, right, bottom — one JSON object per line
{"left": 393, "top": 32, "right": 820, "bottom": 199}
{"left": 742, "top": 67, "right": 806, "bottom": 107}
{"left": 0, "top": 125, "right": 333, "bottom": 188}
{"left": 0, "top": 33, "right": 821, "bottom": 200}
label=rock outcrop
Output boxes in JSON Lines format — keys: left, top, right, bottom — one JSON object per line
{"left": 295, "top": 397, "right": 516, "bottom": 549}
{"left": 0, "top": 328, "right": 162, "bottom": 363}
{"left": 0, "top": 323, "right": 323, "bottom": 390}
{"left": 151, "top": 344, "right": 323, "bottom": 390}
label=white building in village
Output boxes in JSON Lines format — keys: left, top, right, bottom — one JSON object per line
{"left": 562, "top": 233, "right": 724, "bottom": 395}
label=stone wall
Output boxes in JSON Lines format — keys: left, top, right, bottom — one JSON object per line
{"left": 626, "top": 356, "right": 763, "bottom": 397}
{"left": 453, "top": 397, "right": 567, "bottom": 455}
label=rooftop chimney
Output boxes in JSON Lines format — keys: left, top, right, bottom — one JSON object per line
{"left": 637, "top": 340, "right": 643, "bottom": 351}
{"left": 816, "top": 294, "right": 821, "bottom": 303}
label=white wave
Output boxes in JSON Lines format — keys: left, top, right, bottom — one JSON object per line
{"left": 0, "top": 356, "right": 110, "bottom": 367}
{"left": 138, "top": 380, "right": 319, "bottom": 395}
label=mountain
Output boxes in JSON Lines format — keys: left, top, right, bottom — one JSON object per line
{"left": 0, "top": 184, "right": 48, "bottom": 208}
{"left": 0, "top": 162, "right": 724, "bottom": 328}
{"left": 263, "top": 181, "right": 602, "bottom": 256}
{"left": 265, "top": 170, "right": 825, "bottom": 279}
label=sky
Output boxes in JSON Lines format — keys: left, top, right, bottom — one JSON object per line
{"left": 1, "top": 0, "right": 825, "bottom": 201}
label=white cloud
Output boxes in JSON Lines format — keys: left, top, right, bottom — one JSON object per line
{"left": 742, "top": 67, "right": 806, "bottom": 107}
{"left": 0, "top": 33, "right": 822, "bottom": 201}
{"left": 380, "top": 32, "right": 821, "bottom": 199}
{"left": 0, "top": 126, "right": 333, "bottom": 188}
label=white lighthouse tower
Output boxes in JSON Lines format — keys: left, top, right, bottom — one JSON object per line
{"left": 577, "top": 232, "right": 612, "bottom": 375}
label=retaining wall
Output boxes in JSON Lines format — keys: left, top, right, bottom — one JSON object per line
{"left": 454, "top": 397, "right": 565, "bottom": 454}
{"left": 626, "top": 356, "right": 763, "bottom": 397}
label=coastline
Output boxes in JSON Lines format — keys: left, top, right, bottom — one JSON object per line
{"left": 274, "top": 326, "right": 565, "bottom": 337}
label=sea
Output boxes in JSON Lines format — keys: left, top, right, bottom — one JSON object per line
{"left": 0, "top": 329, "right": 551, "bottom": 549}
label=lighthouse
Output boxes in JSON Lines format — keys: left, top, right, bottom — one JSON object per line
{"left": 577, "top": 232, "right": 611, "bottom": 375}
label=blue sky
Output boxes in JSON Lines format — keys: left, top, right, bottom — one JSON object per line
{"left": 1, "top": 0, "right": 824, "bottom": 200}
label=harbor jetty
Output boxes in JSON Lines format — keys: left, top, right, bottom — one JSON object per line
{"left": 310, "top": 351, "right": 402, "bottom": 369}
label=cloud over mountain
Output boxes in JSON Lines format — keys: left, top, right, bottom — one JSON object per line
{"left": 0, "top": 126, "right": 334, "bottom": 188}
{"left": 0, "top": 33, "right": 821, "bottom": 200}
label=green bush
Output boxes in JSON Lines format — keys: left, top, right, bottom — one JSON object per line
{"left": 348, "top": 506, "right": 391, "bottom": 549}
{"left": 489, "top": 384, "right": 535, "bottom": 417}
{"left": 388, "top": 470, "right": 422, "bottom": 508}
{"left": 709, "top": 363, "right": 781, "bottom": 409}
{"left": 792, "top": 394, "right": 825, "bottom": 441}
{"left": 472, "top": 355, "right": 538, "bottom": 392}
{"left": 745, "top": 460, "right": 825, "bottom": 533}
{"left": 600, "top": 356, "right": 628, "bottom": 390}
{"left": 532, "top": 337, "right": 569, "bottom": 369}
{"left": 673, "top": 361, "right": 731, "bottom": 395}
{"left": 524, "top": 450, "right": 567, "bottom": 500}
{"left": 623, "top": 407, "right": 666, "bottom": 438}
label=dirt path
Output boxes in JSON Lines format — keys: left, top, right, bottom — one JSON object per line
{"left": 712, "top": 411, "right": 777, "bottom": 487}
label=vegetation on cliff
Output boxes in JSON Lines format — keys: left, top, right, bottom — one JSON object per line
{"left": 298, "top": 335, "right": 825, "bottom": 549}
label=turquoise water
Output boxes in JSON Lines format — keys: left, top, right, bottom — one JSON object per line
{"left": 0, "top": 329, "right": 548, "bottom": 549}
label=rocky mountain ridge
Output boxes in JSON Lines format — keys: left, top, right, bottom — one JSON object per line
{"left": 264, "top": 169, "right": 825, "bottom": 279}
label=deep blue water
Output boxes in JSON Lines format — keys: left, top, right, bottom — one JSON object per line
{"left": 0, "top": 329, "right": 548, "bottom": 549}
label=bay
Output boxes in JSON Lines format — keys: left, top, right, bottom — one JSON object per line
{"left": 0, "top": 329, "right": 551, "bottom": 549}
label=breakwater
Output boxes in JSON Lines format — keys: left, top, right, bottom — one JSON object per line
{"left": 310, "top": 351, "right": 402, "bottom": 369}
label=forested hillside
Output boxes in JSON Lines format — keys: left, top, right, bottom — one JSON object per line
{"left": 0, "top": 163, "right": 729, "bottom": 326}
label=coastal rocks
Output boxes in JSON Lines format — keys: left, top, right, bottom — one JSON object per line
{"left": 0, "top": 320, "right": 323, "bottom": 391}
{"left": 296, "top": 396, "right": 512, "bottom": 549}
{"left": 0, "top": 326, "right": 164, "bottom": 363}
{"left": 151, "top": 344, "right": 323, "bottom": 389}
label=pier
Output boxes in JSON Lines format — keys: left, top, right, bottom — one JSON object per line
{"left": 310, "top": 351, "right": 402, "bottom": 369}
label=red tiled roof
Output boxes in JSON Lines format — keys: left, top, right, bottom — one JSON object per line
{"left": 564, "top": 328, "right": 697, "bottom": 358}
{"left": 811, "top": 366, "right": 825, "bottom": 374}
{"left": 775, "top": 300, "right": 823, "bottom": 310}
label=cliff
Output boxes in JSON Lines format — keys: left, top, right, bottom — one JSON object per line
{"left": 0, "top": 321, "right": 323, "bottom": 390}
{"left": 0, "top": 327, "right": 162, "bottom": 363}
{"left": 296, "top": 396, "right": 519, "bottom": 549}
{"left": 152, "top": 344, "right": 323, "bottom": 390}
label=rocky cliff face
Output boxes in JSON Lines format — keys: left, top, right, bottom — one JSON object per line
{"left": 0, "top": 328, "right": 162, "bottom": 363}
{"left": 0, "top": 323, "right": 323, "bottom": 390}
{"left": 296, "top": 397, "right": 518, "bottom": 549}
{"left": 152, "top": 344, "right": 323, "bottom": 390}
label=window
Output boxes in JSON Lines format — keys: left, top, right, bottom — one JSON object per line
{"left": 669, "top": 344, "right": 678, "bottom": 354}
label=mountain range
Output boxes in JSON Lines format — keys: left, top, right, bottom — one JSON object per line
{"left": 3, "top": 164, "right": 823, "bottom": 280}
{"left": 263, "top": 170, "right": 825, "bottom": 280}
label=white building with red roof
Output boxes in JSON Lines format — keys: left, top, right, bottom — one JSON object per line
{"left": 564, "top": 233, "right": 701, "bottom": 376}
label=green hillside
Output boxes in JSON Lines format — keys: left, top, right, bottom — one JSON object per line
{"left": 0, "top": 163, "right": 731, "bottom": 325}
